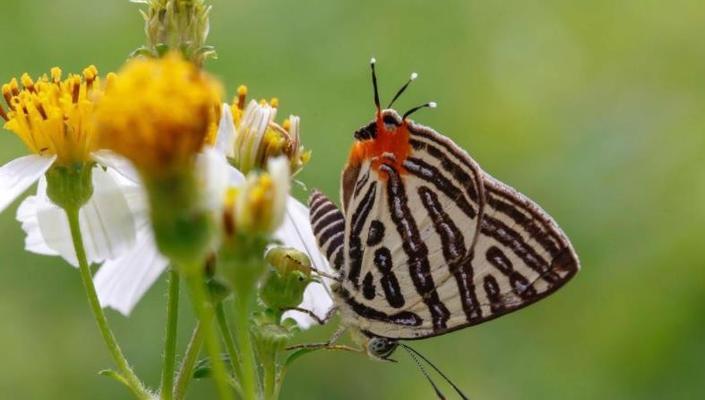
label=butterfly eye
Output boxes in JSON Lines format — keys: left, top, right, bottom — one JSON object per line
{"left": 354, "top": 121, "right": 377, "bottom": 141}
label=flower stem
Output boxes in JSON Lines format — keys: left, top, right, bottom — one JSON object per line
{"left": 185, "top": 274, "right": 233, "bottom": 400}
{"left": 65, "top": 207, "right": 151, "bottom": 400}
{"left": 160, "top": 268, "right": 180, "bottom": 400}
{"left": 215, "top": 302, "right": 242, "bottom": 383}
{"left": 233, "top": 295, "right": 259, "bottom": 400}
{"left": 173, "top": 321, "right": 204, "bottom": 400}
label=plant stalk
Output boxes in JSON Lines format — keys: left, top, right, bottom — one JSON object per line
{"left": 173, "top": 321, "right": 205, "bottom": 400}
{"left": 233, "top": 295, "right": 259, "bottom": 400}
{"left": 185, "top": 275, "right": 233, "bottom": 400}
{"left": 160, "top": 268, "right": 180, "bottom": 400}
{"left": 66, "top": 207, "right": 151, "bottom": 400}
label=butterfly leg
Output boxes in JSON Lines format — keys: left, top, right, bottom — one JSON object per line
{"left": 285, "top": 325, "right": 357, "bottom": 353}
{"left": 282, "top": 307, "right": 330, "bottom": 325}
{"left": 309, "top": 266, "right": 342, "bottom": 282}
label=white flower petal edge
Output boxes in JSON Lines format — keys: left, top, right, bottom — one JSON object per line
{"left": 94, "top": 226, "right": 169, "bottom": 315}
{"left": 197, "top": 147, "right": 236, "bottom": 213}
{"left": 25, "top": 167, "right": 137, "bottom": 266}
{"left": 215, "top": 104, "right": 236, "bottom": 158}
{"left": 16, "top": 195, "right": 60, "bottom": 256}
{"left": 0, "top": 154, "right": 56, "bottom": 213}
{"left": 278, "top": 198, "right": 335, "bottom": 329}
{"left": 92, "top": 150, "right": 141, "bottom": 184}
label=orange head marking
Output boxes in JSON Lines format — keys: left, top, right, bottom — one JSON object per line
{"left": 348, "top": 109, "right": 411, "bottom": 179}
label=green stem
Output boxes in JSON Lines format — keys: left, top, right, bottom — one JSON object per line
{"left": 185, "top": 275, "right": 234, "bottom": 400}
{"left": 173, "top": 321, "right": 205, "bottom": 400}
{"left": 65, "top": 208, "right": 151, "bottom": 400}
{"left": 261, "top": 353, "right": 276, "bottom": 400}
{"left": 233, "top": 296, "right": 259, "bottom": 400}
{"left": 160, "top": 269, "right": 180, "bottom": 400}
{"left": 215, "top": 302, "right": 243, "bottom": 385}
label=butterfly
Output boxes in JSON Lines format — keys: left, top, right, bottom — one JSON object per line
{"left": 303, "top": 59, "right": 580, "bottom": 375}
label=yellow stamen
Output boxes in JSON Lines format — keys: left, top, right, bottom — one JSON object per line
{"left": 2, "top": 66, "right": 107, "bottom": 165}
{"left": 95, "top": 52, "right": 222, "bottom": 175}
{"left": 236, "top": 85, "right": 248, "bottom": 110}
{"left": 50, "top": 67, "right": 62, "bottom": 83}
{"left": 226, "top": 91, "right": 310, "bottom": 175}
{"left": 0, "top": 103, "right": 8, "bottom": 122}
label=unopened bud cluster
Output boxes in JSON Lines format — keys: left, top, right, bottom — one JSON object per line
{"left": 134, "top": 0, "right": 215, "bottom": 65}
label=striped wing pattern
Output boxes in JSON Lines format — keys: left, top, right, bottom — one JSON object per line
{"left": 310, "top": 109, "right": 579, "bottom": 340}
{"left": 309, "top": 190, "right": 346, "bottom": 271}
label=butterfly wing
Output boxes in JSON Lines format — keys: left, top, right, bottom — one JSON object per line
{"left": 329, "top": 110, "right": 578, "bottom": 340}
{"left": 309, "top": 190, "right": 346, "bottom": 271}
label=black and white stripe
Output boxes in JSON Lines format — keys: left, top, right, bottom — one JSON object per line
{"left": 309, "top": 191, "right": 345, "bottom": 270}
{"left": 317, "top": 109, "right": 579, "bottom": 340}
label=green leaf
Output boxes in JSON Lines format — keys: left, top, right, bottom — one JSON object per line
{"left": 193, "top": 354, "right": 233, "bottom": 379}
{"left": 98, "top": 369, "right": 130, "bottom": 388}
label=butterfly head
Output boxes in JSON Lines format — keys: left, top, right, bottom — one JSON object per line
{"left": 365, "top": 336, "right": 399, "bottom": 361}
{"left": 346, "top": 59, "right": 437, "bottom": 173}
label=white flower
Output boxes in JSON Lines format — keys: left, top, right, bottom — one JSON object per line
{"left": 14, "top": 155, "right": 140, "bottom": 266}
{"left": 49, "top": 103, "right": 334, "bottom": 327}
{"left": 1, "top": 66, "right": 140, "bottom": 267}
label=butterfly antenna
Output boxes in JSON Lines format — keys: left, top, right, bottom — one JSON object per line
{"left": 387, "top": 72, "right": 418, "bottom": 109}
{"left": 370, "top": 58, "right": 381, "bottom": 111}
{"left": 402, "top": 101, "right": 437, "bottom": 120}
{"left": 401, "top": 344, "right": 447, "bottom": 400}
{"left": 401, "top": 344, "right": 469, "bottom": 400}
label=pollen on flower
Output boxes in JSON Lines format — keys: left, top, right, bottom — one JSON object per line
{"left": 1, "top": 65, "right": 107, "bottom": 165}
{"left": 227, "top": 87, "right": 310, "bottom": 175}
{"left": 235, "top": 157, "right": 290, "bottom": 235}
{"left": 95, "top": 53, "right": 222, "bottom": 175}
{"left": 237, "top": 173, "right": 275, "bottom": 234}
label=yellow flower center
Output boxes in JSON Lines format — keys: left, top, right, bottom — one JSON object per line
{"left": 95, "top": 53, "right": 222, "bottom": 175}
{"left": 1, "top": 66, "right": 105, "bottom": 165}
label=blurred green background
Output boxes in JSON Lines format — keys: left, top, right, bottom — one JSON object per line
{"left": 1, "top": 0, "right": 704, "bottom": 398}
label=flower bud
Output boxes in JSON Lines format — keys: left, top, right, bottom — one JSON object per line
{"left": 259, "top": 246, "right": 314, "bottom": 311}
{"left": 133, "top": 0, "right": 215, "bottom": 66}
{"left": 227, "top": 156, "right": 290, "bottom": 237}
{"left": 95, "top": 53, "right": 222, "bottom": 271}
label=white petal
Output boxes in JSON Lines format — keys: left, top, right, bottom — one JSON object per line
{"left": 0, "top": 154, "right": 55, "bottom": 213}
{"left": 16, "top": 195, "right": 59, "bottom": 256}
{"left": 92, "top": 150, "right": 140, "bottom": 184}
{"left": 227, "top": 164, "right": 246, "bottom": 186}
{"left": 94, "top": 227, "right": 169, "bottom": 315}
{"left": 36, "top": 167, "right": 137, "bottom": 266}
{"left": 79, "top": 168, "right": 138, "bottom": 261}
{"left": 267, "top": 157, "right": 291, "bottom": 231}
{"left": 214, "top": 104, "right": 236, "bottom": 158}
{"left": 197, "top": 148, "right": 233, "bottom": 212}
{"left": 277, "top": 197, "right": 335, "bottom": 328}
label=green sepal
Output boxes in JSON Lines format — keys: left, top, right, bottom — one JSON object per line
{"left": 145, "top": 171, "right": 213, "bottom": 274}
{"left": 129, "top": 46, "right": 157, "bottom": 59}
{"left": 155, "top": 43, "right": 171, "bottom": 57}
{"left": 45, "top": 162, "right": 94, "bottom": 211}
{"left": 206, "top": 277, "right": 231, "bottom": 304}
{"left": 217, "top": 234, "right": 269, "bottom": 299}
{"left": 260, "top": 268, "right": 312, "bottom": 312}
